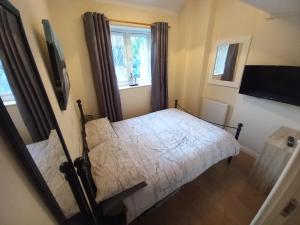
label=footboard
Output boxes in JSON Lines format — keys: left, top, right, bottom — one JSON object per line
{"left": 175, "top": 99, "right": 243, "bottom": 163}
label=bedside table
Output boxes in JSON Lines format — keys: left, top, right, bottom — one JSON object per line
{"left": 250, "top": 127, "right": 300, "bottom": 193}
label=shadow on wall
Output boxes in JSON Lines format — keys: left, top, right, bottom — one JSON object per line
{"left": 240, "top": 95, "right": 300, "bottom": 121}
{"left": 230, "top": 94, "right": 300, "bottom": 154}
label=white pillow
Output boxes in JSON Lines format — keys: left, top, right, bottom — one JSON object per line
{"left": 85, "top": 117, "right": 118, "bottom": 150}
{"left": 88, "top": 138, "right": 146, "bottom": 203}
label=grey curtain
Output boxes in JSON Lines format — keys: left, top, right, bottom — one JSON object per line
{"left": 83, "top": 12, "right": 123, "bottom": 122}
{"left": 151, "top": 22, "right": 168, "bottom": 112}
{"left": 0, "top": 6, "right": 55, "bottom": 142}
{"left": 221, "top": 43, "right": 239, "bottom": 81}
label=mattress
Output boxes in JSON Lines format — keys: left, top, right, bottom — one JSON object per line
{"left": 111, "top": 108, "right": 240, "bottom": 223}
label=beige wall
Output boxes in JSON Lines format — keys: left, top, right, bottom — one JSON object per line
{"left": 46, "top": 0, "right": 179, "bottom": 118}
{"left": 9, "top": 0, "right": 300, "bottom": 156}
{"left": 43, "top": 0, "right": 300, "bottom": 154}
{"left": 202, "top": 0, "right": 300, "bottom": 154}
{"left": 2, "top": 0, "right": 300, "bottom": 223}
{"left": 177, "top": 0, "right": 300, "bottom": 155}
{"left": 177, "top": 0, "right": 216, "bottom": 115}
{"left": 120, "top": 85, "right": 151, "bottom": 119}
{"left": 0, "top": 130, "right": 57, "bottom": 225}
{"left": 10, "top": 0, "right": 82, "bottom": 160}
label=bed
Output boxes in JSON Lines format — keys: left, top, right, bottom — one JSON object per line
{"left": 74, "top": 100, "right": 243, "bottom": 224}
{"left": 26, "top": 130, "right": 79, "bottom": 218}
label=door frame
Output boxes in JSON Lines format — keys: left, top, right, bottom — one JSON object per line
{"left": 250, "top": 142, "right": 300, "bottom": 225}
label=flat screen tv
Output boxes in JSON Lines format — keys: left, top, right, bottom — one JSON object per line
{"left": 42, "top": 19, "right": 70, "bottom": 110}
{"left": 239, "top": 65, "right": 300, "bottom": 107}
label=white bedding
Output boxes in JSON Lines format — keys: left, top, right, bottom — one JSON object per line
{"left": 110, "top": 108, "right": 240, "bottom": 223}
{"left": 27, "top": 131, "right": 79, "bottom": 218}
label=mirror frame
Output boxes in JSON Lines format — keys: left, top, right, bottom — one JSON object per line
{"left": 0, "top": 1, "right": 93, "bottom": 224}
{"left": 207, "top": 36, "right": 252, "bottom": 88}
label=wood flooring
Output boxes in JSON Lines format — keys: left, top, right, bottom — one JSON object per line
{"left": 132, "top": 151, "right": 267, "bottom": 225}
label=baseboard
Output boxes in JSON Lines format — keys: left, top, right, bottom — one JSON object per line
{"left": 240, "top": 145, "right": 259, "bottom": 158}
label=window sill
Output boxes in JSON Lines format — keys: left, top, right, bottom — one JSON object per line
{"left": 119, "top": 83, "right": 151, "bottom": 91}
{"left": 3, "top": 100, "right": 16, "bottom": 106}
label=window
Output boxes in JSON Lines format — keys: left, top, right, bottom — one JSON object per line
{"left": 213, "top": 44, "right": 229, "bottom": 76}
{"left": 0, "top": 60, "right": 15, "bottom": 105}
{"left": 110, "top": 25, "right": 151, "bottom": 87}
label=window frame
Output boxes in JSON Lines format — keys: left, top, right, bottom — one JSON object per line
{"left": 110, "top": 25, "right": 151, "bottom": 88}
{"left": 0, "top": 92, "right": 15, "bottom": 106}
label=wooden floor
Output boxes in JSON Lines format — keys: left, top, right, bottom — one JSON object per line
{"left": 132, "top": 151, "right": 267, "bottom": 225}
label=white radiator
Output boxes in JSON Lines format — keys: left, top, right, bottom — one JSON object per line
{"left": 201, "top": 98, "right": 229, "bottom": 126}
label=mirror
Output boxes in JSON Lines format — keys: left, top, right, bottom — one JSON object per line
{"left": 213, "top": 43, "right": 240, "bottom": 82}
{"left": 0, "top": 58, "right": 80, "bottom": 221}
{"left": 0, "top": 2, "right": 87, "bottom": 225}
{"left": 208, "top": 36, "right": 252, "bottom": 88}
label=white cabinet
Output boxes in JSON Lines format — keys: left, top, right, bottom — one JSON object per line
{"left": 250, "top": 127, "right": 300, "bottom": 193}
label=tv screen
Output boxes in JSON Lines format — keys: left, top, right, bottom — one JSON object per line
{"left": 42, "top": 19, "right": 70, "bottom": 110}
{"left": 239, "top": 65, "right": 300, "bottom": 107}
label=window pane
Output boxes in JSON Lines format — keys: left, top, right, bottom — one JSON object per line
{"left": 213, "top": 44, "right": 229, "bottom": 75}
{"left": 111, "top": 33, "right": 129, "bottom": 84}
{"left": 0, "top": 60, "right": 15, "bottom": 104}
{"left": 0, "top": 60, "right": 12, "bottom": 95}
{"left": 130, "top": 35, "right": 150, "bottom": 84}
{"left": 110, "top": 26, "right": 151, "bottom": 87}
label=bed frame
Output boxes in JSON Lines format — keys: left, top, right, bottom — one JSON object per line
{"left": 74, "top": 99, "right": 243, "bottom": 224}
{"left": 74, "top": 100, "right": 147, "bottom": 225}
{"left": 174, "top": 100, "right": 243, "bottom": 164}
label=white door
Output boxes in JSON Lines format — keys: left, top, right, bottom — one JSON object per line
{"left": 250, "top": 143, "right": 300, "bottom": 225}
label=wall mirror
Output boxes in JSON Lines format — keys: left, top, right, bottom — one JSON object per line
{"left": 207, "top": 36, "right": 252, "bottom": 88}
{"left": 0, "top": 1, "right": 92, "bottom": 225}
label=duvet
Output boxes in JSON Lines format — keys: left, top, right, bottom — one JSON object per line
{"left": 110, "top": 108, "right": 240, "bottom": 223}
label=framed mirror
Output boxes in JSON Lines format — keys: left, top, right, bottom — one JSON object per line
{"left": 207, "top": 36, "right": 252, "bottom": 88}
{"left": 0, "top": 1, "right": 93, "bottom": 225}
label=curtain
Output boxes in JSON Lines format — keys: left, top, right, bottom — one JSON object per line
{"left": 221, "top": 43, "right": 239, "bottom": 81}
{"left": 0, "top": 6, "right": 55, "bottom": 142}
{"left": 83, "top": 12, "right": 123, "bottom": 122}
{"left": 151, "top": 22, "right": 168, "bottom": 112}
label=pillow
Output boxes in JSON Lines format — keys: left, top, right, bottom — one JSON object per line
{"left": 26, "top": 139, "right": 49, "bottom": 167}
{"left": 88, "top": 138, "right": 146, "bottom": 203}
{"left": 85, "top": 117, "right": 118, "bottom": 150}
{"left": 40, "top": 130, "right": 67, "bottom": 186}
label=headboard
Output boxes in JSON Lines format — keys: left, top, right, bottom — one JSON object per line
{"left": 74, "top": 100, "right": 147, "bottom": 223}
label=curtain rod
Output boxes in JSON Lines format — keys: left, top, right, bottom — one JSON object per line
{"left": 109, "top": 18, "right": 171, "bottom": 28}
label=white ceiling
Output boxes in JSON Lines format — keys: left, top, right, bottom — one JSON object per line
{"left": 95, "top": 0, "right": 186, "bottom": 12}
{"left": 241, "top": 0, "right": 300, "bottom": 15}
